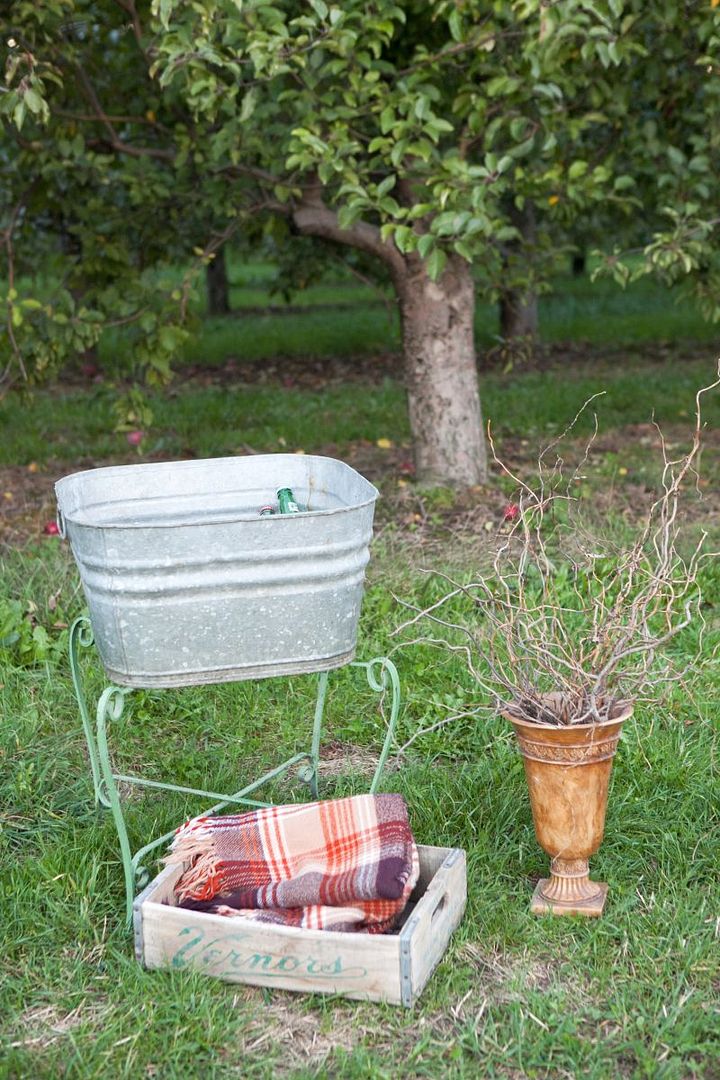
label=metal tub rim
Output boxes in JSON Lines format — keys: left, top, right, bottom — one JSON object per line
{"left": 55, "top": 453, "right": 379, "bottom": 534}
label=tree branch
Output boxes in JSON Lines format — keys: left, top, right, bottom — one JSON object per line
{"left": 111, "top": 0, "right": 148, "bottom": 59}
{"left": 1, "top": 187, "right": 35, "bottom": 392}
{"left": 74, "top": 63, "right": 174, "bottom": 160}
{"left": 292, "top": 198, "right": 404, "bottom": 279}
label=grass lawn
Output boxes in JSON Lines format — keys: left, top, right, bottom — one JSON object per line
{"left": 1, "top": 274, "right": 720, "bottom": 1078}
{"left": 95, "top": 257, "right": 720, "bottom": 377}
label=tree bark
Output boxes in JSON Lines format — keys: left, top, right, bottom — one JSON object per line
{"left": 206, "top": 246, "right": 230, "bottom": 315}
{"left": 397, "top": 255, "right": 487, "bottom": 486}
{"left": 499, "top": 289, "right": 538, "bottom": 339}
{"left": 292, "top": 195, "right": 487, "bottom": 486}
{"left": 499, "top": 201, "right": 538, "bottom": 340}
{"left": 572, "top": 252, "right": 586, "bottom": 277}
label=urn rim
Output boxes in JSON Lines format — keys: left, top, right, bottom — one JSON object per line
{"left": 502, "top": 699, "right": 634, "bottom": 734}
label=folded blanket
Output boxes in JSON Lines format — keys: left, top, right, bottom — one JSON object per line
{"left": 166, "top": 794, "right": 419, "bottom": 934}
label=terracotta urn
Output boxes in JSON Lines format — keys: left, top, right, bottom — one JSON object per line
{"left": 505, "top": 701, "right": 633, "bottom": 916}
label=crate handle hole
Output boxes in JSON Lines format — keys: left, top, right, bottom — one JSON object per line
{"left": 431, "top": 891, "right": 448, "bottom": 923}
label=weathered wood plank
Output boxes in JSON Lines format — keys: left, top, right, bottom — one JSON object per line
{"left": 141, "top": 902, "right": 402, "bottom": 1003}
{"left": 404, "top": 849, "right": 467, "bottom": 1005}
{"left": 137, "top": 844, "right": 466, "bottom": 1006}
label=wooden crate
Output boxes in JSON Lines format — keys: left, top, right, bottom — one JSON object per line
{"left": 134, "top": 845, "right": 466, "bottom": 1007}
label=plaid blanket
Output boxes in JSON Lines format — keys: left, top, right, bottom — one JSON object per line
{"left": 166, "top": 794, "right": 419, "bottom": 934}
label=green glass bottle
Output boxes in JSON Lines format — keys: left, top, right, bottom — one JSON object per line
{"left": 277, "top": 487, "right": 302, "bottom": 514}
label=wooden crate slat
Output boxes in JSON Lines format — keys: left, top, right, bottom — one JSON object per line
{"left": 136, "top": 844, "right": 466, "bottom": 1007}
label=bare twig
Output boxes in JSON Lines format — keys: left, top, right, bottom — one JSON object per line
{"left": 394, "top": 365, "right": 720, "bottom": 727}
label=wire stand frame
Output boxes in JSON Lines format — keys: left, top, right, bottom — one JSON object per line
{"left": 69, "top": 616, "right": 401, "bottom": 924}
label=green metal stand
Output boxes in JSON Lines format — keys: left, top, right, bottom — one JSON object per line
{"left": 69, "top": 616, "right": 401, "bottom": 925}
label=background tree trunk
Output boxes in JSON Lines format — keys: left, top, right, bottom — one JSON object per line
{"left": 572, "top": 251, "right": 586, "bottom": 277}
{"left": 498, "top": 202, "right": 538, "bottom": 340}
{"left": 499, "top": 290, "right": 538, "bottom": 339}
{"left": 206, "top": 246, "right": 230, "bottom": 315}
{"left": 397, "top": 255, "right": 487, "bottom": 486}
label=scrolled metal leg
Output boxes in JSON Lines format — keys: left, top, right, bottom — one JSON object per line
{"left": 95, "top": 685, "right": 135, "bottom": 925}
{"left": 351, "top": 657, "right": 401, "bottom": 793}
{"left": 296, "top": 670, "right": 328, "bottom": 798}
{"left": 69, "top": 616, "right": 110, "bottom": 808}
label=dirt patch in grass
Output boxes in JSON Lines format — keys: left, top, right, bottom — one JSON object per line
{"left": 8, "top": 1000, "right": 111, "bottom": 1051}
{"left": 0, "top": 463, "right": 62, "bottom": 550}
{"left": 57, "top": 339, "right": 714, "bottom": 394}
{"left": 314, "top": 739, "right": 397, "bottom": 780}
{"left": 3, "top": 395, "right": 718, "bottom": 554}
{"left": 219, "top": 992, "right": 364, "bottom": 1075}
{"left": 457, "top": 943, "right": 585, "bottom": 1004}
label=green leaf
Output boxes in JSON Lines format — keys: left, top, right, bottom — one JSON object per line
{"left": 414, "top": 95, "right": 430, "bottom": 121}
{"left": 596, "top": 40, "right": 610, "bottom": 68}
{"left": 390, "top": 138, "right": 408, "bottom": 167}
{"left": 32, "top": 625, "right": 49, "bottom": 660}
{"left": 23, "top": 87, "right": 44, "bottom": 115}
{"left": 376, "top": 175, "right": 396, "bottom": 197}
{"left": 426, "top": 248, "right": 446, "bottom": 281}
{"left": 433, "top": 211, "right": 457, "bottom": 236}
{"left": 485, "top": 75, "right": 521, "bottom": 98}
{"left": 427, "top": 117, "right": 453, "bottom": 134}
{"left": 310, "top": 0, "right": 328, "bottom": 19}
{"left": 380, "top": 106, "right": 395, "bottom": 135}
{"left": 417, "top": 233, "right": 435, "bottom": 259}
{"left": 393, "top": 225, "right": 413, "bottom": 252}
{"left": 12, "top": 99, "right": 26, "bottom": 130}
{"left": 155, "top": 0, "right": 174, "bottom": 30}
{"left": 158, "top": 325, "right": 183, "bottom": 352}
{"left": 568, "top": 160, "right": 588, "bottom": 180}
{"left": 240, "top": 88, "right": 257, "bottom": 123}
{"left": 453, "top": 239, "right": 473, "bottom": 262}
{"left": 337, "top": 204, "right": 361, "bottom": 229}
{"left": 379, "top": 196, "right": 400, "bottom": 216}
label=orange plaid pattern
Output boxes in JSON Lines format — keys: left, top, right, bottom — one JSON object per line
{"left": 166, "top": 794, "right": 419, "bottom": 934}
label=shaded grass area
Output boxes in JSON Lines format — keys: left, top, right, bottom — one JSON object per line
{"left": 217, "top": 258, "right": 719, "bottom": 339}
{"left": 1, "top": 537, "right": 719, "bottom": 1079}
{"left": 97, "top": 262, "right": 719, "bottom": 374}
{"left": 3, "top": 355, "right": 720, "bottom": 470}
{"left": 185, "top": 274, "right": 720, "bottom": 369}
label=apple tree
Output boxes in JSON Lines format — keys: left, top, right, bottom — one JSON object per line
{"left": 4, "top": 1, "right": 720, "bottom": 483}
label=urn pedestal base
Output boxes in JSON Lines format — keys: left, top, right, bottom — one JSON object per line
{"left": 530, "top": 857, "right": 608, "bottom": 916}
{"left": 530, "top": 880, "right": 608, "bottom": 917}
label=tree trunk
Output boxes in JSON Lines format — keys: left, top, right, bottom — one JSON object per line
{"left": 499, "top": 289, "right": 538, "bottom": 339}
{"left": 206, "top": 246, "right": 230, "bottom": 315}
{"left": 572, "top": 252, "right": 586, "bottom": 277}
{"left": 397, "top": 256, "right": 487, "bottom": 486}
{"left": 291, "top": 194, "right": 487, "bottom": 486}
{"left": 499, "top": 201, "right": 538, "bottom": 340}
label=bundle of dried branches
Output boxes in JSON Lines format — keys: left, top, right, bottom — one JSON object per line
{"left": 394, "top": 362, "right": 720, "bottom": 730}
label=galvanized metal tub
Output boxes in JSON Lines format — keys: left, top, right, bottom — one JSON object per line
{"left": 55, "top": 455, "right": 379, "bottom": 688}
